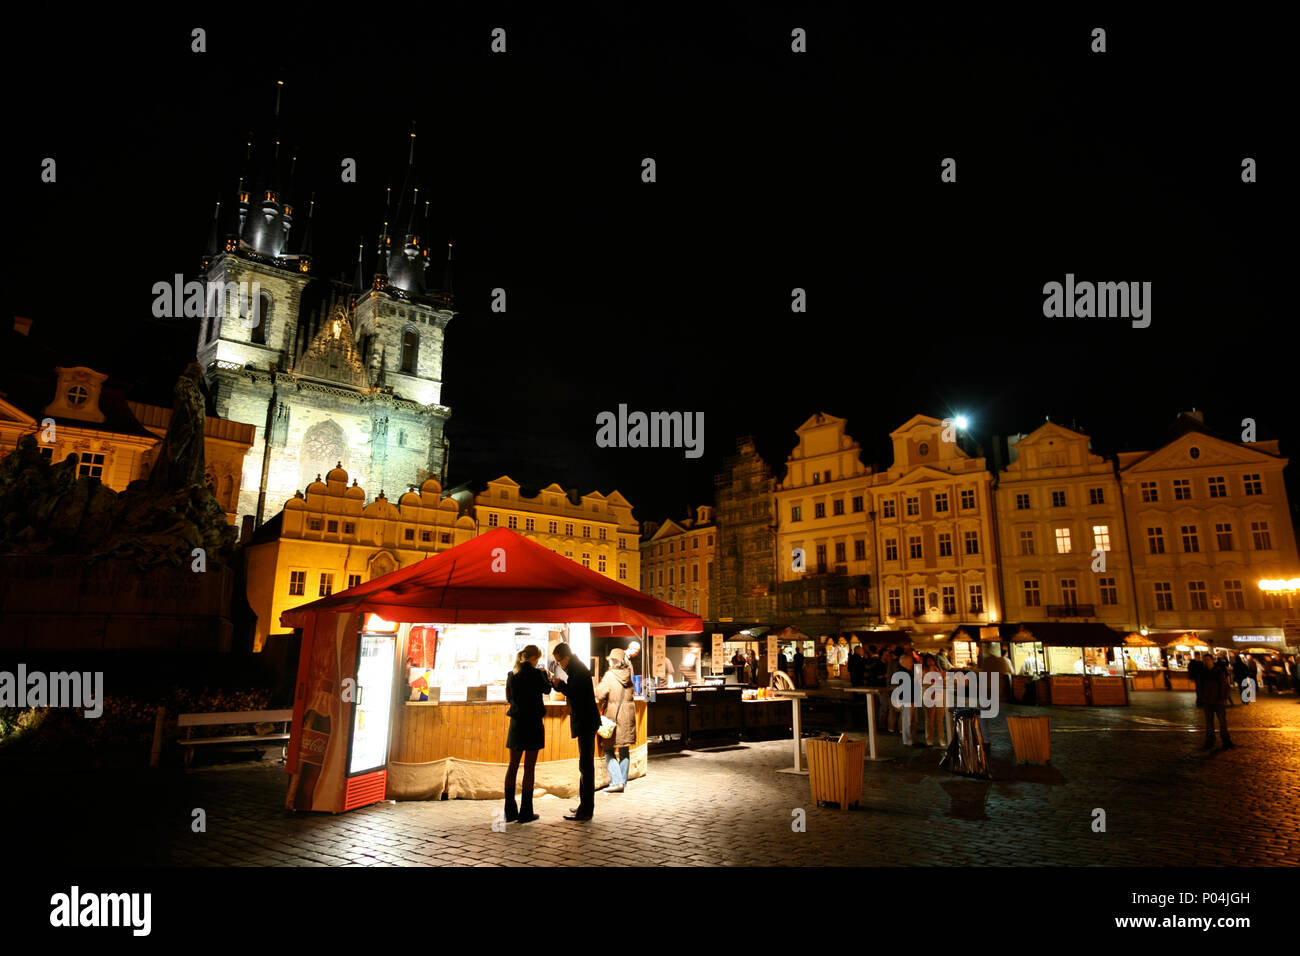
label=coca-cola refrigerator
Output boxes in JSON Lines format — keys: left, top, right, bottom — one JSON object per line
{"left": 287, "top": 613, "right": 398, "bottom": 813}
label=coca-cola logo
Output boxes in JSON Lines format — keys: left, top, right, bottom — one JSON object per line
{"left": 300, "top": 729, "right": 329, "bottom": 759}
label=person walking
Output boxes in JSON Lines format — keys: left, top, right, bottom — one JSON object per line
{"left": 1188, "top": 653, "right": 1206, "bottom": 707}
{"left": 503, "top": 645, "right": 552, "bottom": 824}
{"left": 551, "top": 643, "right": 601, "bottom": 821}
{"left": 883, "top": 647, "right": 902, "bottom": 733}
{"left": 595, "top": 648, "right": 637, "bottom": 793}
{"left": 1196, "top": 652, "right": 1234, "bottom": 750}
{"left": 792, "top": 647, "right": 805, "bottom": 689}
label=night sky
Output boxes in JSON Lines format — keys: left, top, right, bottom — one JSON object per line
{"left": 11, "top": 7, "right": 1293, "bottom": 523}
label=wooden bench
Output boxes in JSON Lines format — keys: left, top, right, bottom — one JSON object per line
{"left": 175, "top": 709, "right": 294, "bottom": 769}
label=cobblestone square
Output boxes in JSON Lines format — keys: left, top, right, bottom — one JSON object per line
{"left": 13, "top": 691, "right": 1294, "bottom": 867}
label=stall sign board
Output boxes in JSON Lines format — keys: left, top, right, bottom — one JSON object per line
{"left": 711, "top": 633, "right": 725, "bottom": 674}
{"left": 652, "top": 635, "right": 667, "bottom": 679}
{"left": 766, "top": 636, "right": 778, "bottom": 673}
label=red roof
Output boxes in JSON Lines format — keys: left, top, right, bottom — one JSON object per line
{"left": 279, "top": 526, "right": 702, "bottom": 634}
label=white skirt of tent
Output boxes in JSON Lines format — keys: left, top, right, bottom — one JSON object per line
{"left": 386, "top": 743, "right": 648, "bottom": 801}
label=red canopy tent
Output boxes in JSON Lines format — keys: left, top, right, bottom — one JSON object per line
{"left": 281, "top": 526, "right": 702, "bottom": 633}
{"left": 280, "top": 529, "right": 701, "bottom": 812}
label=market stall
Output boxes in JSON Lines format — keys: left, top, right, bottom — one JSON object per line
{"left": 280, "top": 528, "right": 700, "bottom": 812}
{"left": 1001, "top": 622, "right": 1129, "bottom": 705}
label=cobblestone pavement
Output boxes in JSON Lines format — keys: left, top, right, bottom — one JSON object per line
{"left": 15, "top": 692, "right": 1300, "bottom": 866}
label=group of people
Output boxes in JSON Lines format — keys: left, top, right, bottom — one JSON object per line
{"left": 502, "top": 642, "right": 637, "bottom": 824}
{"left": 1189, "top": 649, "right": 1300, "bottom": 750}
{"left": 730, "top": 649, "right": 760, "bottom": 684}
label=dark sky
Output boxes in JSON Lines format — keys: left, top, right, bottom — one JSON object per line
{"left": 10, "top": 6, "right": 1293, "bottom": 523}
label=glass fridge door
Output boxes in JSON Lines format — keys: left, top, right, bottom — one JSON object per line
{"left": 349, "top": 632, "right": 396, "bottom": 775}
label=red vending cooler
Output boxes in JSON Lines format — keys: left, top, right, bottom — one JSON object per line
{"left": 287, "top": 613, "right": 398, "bottom": 812}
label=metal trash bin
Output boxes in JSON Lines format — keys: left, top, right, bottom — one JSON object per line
{"left": 940, "top": 708, "right": 991, "bottom": 778}
{"left": 1005, "top": 715, "right": 1051, "bottom": 764}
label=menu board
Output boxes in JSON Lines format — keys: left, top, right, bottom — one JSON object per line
{"left": 711, "top": 633, "right": 725, "bottom": 674}
{"left": 766, "top": 636, "right": 777, "bottom": 674}
{"left": 652, "top": 634, "right": 667, "bottom": 679}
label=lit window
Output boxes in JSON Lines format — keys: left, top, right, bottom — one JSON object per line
{"left": 1092, "top": 525, "right": 1111, "bottom": 551}
{"left": 1054, "top": 528, "right": 1071, "bottom": 554}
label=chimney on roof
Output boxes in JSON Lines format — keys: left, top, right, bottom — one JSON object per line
{"left": 13, "top": 316, "right": 32, "bottom": 336}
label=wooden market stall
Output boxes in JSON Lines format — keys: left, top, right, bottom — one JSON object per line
{"left": 280, "top": 528, "right": 701, "bottom": 810}
{"left": 1001, "top": 622, "right": 1130, "bottom": 706}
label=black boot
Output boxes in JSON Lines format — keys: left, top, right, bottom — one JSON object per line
{"left": 504, "top": 797, "right": 518, "bottom": 823}
{"left": 518, "top": 795, "right": 538, "bottom": 824}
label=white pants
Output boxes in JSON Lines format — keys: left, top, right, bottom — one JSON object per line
{"left": 899, "top": 705, "right": 913, "bottom": 745}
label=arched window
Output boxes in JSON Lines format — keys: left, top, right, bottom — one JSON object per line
{"left": 250, "top": 292, "right": 271, "bottom": 345}
{"left": 400, "top": 329, "right": 418, "bottom": 374}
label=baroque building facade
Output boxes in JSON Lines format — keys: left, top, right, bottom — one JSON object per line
{"left": 773, "top": 412, "right": 874, "bottom": 633}
{"left": 1117, "top": 412, "right": 1300, "bottom": 645}
{"left": 994, "top": 421, "right": 1136, "bottom": 634}
{"left": 244, "top": 467, "right": 475, "bottom": 650}
{"left": 472, "top": 476, "right": 641, "bottom": 586}
{"left": 870, "top": 415, "right": 1001, "bottom": 637}
{"left": 640, "top": 506, "right": 716, "bottom": 619}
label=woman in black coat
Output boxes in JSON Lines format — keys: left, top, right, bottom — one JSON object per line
{"left": 504, "top": 645, "right": 552, "bottom": 823}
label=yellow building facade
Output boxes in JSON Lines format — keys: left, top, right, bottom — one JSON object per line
{"left": 870, "top": 414, "right": 1000, "bottom": 634}
{"left": 472, "top": 476, "right": 640, "bottom": 585}
{"left": 773, "top": 412, "right": 875, "bottom": 631}
{"left": 640, "top": 506, "right": 716, "bottom": 618}
{"left": 244, "top": 467, "right": 475, "bottom": 650}
{"left": 1118, "top": 417, "right": 1300, "bottom": 643}
{"left": 0, "top": 363, "right": 254, "bottom": 524}
{"left": 995, "top": 422, "right": 1136, "bottom": 632}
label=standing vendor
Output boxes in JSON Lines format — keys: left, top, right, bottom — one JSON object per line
{"left": 680, "top": 646, "right": 701, "bottom": 684}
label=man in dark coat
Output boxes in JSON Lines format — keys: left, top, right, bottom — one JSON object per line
{"left": 1196, "top": 653, "right": 1234, "bottom": 750}
{"left": 552, "top": 643, "right": 600, "bottom": 820}
{"left": 1187, "top": 655, "right": 1205, "bottom": 707}
{"left": 792, "top": 648, "right": 805, "bottom": 688}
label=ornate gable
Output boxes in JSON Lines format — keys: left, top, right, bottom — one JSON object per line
{"left": 295, "top": 304, "right": 371, "bottom": 389}
{"left": 1122, "top": 431, "right": 1282, "bottom": 474}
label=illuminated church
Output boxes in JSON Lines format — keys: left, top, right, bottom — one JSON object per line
{"left": 196, "top": 126, "right": 455, "bottom": 529}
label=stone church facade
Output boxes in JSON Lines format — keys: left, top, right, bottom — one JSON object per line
{"left": 195, "top": 145, "right": 455, "bottom": 529}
